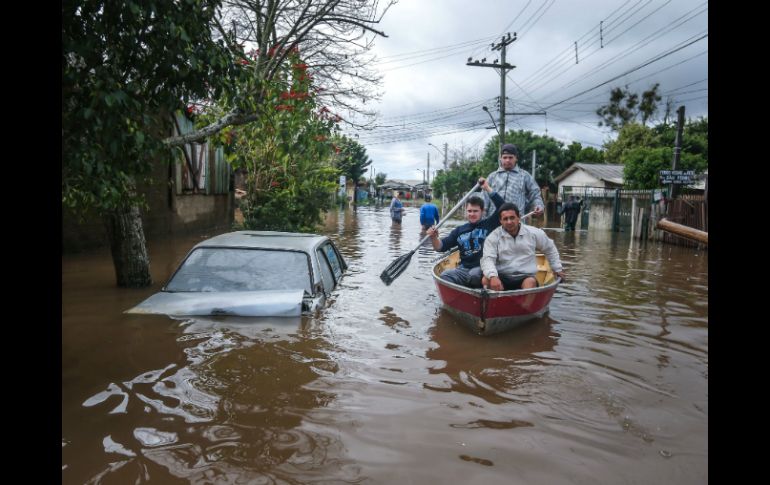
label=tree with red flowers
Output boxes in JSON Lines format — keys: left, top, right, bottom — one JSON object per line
{"left": 165, "top": 0, "right": 395, "bottom": 147}
{"left": 219, "top": 49, "right": 340, "bottom": 232}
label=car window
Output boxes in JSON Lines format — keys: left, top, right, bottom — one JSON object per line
{"left": 165, "top": 248, "right": 311, "bottom": 294}
{"left": 322, "top": 243, "right": 343, "bottom": 280}
{"left": 316, "top": 248, "right": 336, "bottom": 294}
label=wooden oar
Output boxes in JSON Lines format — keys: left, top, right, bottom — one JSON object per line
{"left": 380, "top": 181, "right": 481, "bottom": 285}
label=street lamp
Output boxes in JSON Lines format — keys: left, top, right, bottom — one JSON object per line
{"left": 428, "top": 142, "right": 448, "bottom": 216}
{"left": 482, "top": 106, "right": 502, "bottom": 158}
{"left": 482, "top": 106, "right": 501, "bottom": 137}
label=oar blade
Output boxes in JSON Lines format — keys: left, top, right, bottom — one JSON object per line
{"left": 379, "top": 251, "right": 415, "bottom": 285}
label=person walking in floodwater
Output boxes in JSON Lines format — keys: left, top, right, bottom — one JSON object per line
{"left": 562, "top": 195, "right": 583, "bottom": 231}
{"left": 390, "top": 191, "right": 405, "bottom": 223}
{"left": 419, "top": 201, "right": 440, "bottom": 231}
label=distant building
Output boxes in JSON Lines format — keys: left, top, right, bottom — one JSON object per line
{"left": 377, "top": 179, "right": 424, "bottom": 199}
{"left": 553, "top": 163, "right": 624, "bottom": 198}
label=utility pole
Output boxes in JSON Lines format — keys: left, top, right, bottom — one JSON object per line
{"left": 670, "top": 105, "right": 685, "bottom": 200}
{"left": 443, "top": 142, "right": 448, "bottom": 170}
{"left": 371, "top": 167, "right": 376, "bottom": 201}
{"left": 467, "top": 33, "right": 517, "bottom": 147}
{"left": 427, "top": 152, "right": 430, "bottom": 185}
{"left": 532, "top": 150, "right": 536, "bottom": 180}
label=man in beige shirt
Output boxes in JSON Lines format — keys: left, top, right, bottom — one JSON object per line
{"left": 481, "top": 202, "right": 565, "bottom": 291}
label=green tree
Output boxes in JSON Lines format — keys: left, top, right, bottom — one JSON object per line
{"left": 334, "top": 136, "right": 372, "bottom": 188}
{"left": 605, "top": 117, "right": 708, "bottom": 188}
{"left": 63, "top": 0, "right": 395, "bottom": 287}
{"left": 622, "top": 147, "right": 706, "bottom": 189}
{"left": 62, "top": 0, "right": 236, "bottom": 286}
{"left": 565, "top": 142, "right": 605, "bottom": 165}
{"left": 375, "top": 173, "right": 387, "bottom": 186}
{"left": 223, "top": 50, "right": 339, "bottom": 232}
{"left": 332, "top": 135, "right": 372, "bottom": 206}
{"left": 602, "top": 123, "right": 658, "bottom": 164}
{"left": 596, "top": 83, "right": 662, "bottom": 131}
{"left": 431, "top": 159, "right": 487, "bottom": 202}
{"left": 652, "top": 117, "right": 708, "bottom": 161}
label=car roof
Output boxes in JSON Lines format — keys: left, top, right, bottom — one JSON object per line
{"left": 192, "top": 231, "right": 329, "bottom": 253}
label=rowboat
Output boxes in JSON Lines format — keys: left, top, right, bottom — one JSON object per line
{"left": 432, "top": 251, "right": 561, "bottom": 336}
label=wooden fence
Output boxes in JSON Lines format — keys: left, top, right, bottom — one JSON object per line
{"left": 660, "top": 195, "right": 707, "bottom": 248}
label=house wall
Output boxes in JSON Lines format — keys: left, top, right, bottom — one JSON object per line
{"left": 587, "top": 198, "right": 614, "bottom": 230}
{"left": 557, "top": 171, "right": 602, "bottom": 196}
{"left": 63, "top": 159, "right": 234, "bottom": 253}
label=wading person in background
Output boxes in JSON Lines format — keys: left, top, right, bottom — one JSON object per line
{"left": 481, "top": 202, "right": 565, "bottom": 291}
{"left": 562, "top": 195, "right": 583, "bottom": 231}
{"left": 390, "top": 191, "right": 404, "bottom": 224}
{"left": 419, "top": 201, "right": 440, "bottom": 231}
{"left": 426, "top": 178, "right": 504, "bottom": 288}
{"left": 484, "top": 144, "right": 544, "bottom": 221}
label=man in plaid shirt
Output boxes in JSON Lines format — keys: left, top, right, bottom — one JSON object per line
{"left": 483, "top": 144, "right": 544, "bottom": 221}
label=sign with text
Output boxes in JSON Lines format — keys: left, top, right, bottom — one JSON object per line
{"left": 659, "top": 170, "right": 695, "bottom": 184}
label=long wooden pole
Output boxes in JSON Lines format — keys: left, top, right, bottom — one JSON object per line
{"left": 656, "top": 217, "right": 708, "bottom": 245}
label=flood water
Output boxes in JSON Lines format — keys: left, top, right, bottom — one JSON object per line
{"left": 62, "top": 205, "right": 708, "bottom": 484}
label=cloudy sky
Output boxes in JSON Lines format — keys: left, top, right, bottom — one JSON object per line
{"left": 344, "top": 0, "right": 708, "bottom": 181}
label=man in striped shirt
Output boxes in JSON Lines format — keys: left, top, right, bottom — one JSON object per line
{"left": 483, "top": 144, "right": 544, "bottom": 220}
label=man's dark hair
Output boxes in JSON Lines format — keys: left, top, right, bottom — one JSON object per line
{"left": 497, "top": 202, "right": 520, "bottom": 217}
{"left": 466, "top": 195, "right": 485, "bottom": 210}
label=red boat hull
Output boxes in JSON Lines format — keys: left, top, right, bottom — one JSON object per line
{"left": 433, "top": 253, "right": 559, "bottom": 335}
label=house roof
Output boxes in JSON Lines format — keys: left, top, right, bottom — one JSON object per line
{"left": 554, "top": 163, "right": 625, "bottom": 185}
{"left": 379, "top": 179, "right": 423, "bottom": 189}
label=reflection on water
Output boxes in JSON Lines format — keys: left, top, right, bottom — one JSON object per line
{"left": 427, "top": 313, "right": 559, "bottom": 406}
{"left": 63, "top": 206, "right": 707, "bottom": 484}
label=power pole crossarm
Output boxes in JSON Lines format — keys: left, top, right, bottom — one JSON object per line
{"left": 467, "top": 33, "right": 517, "bottom": 148}
{"left": 466, "top": 62, "right": 515, "bottom": 69}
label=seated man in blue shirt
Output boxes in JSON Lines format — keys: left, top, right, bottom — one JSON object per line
{"left": 419, "top": 202, "right": 440, "bottom": 231}
{"left": 426, "top": 178, "right": 505, "bottom": 288}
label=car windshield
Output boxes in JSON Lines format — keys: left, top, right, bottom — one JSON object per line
{"left": 165, "top": 248, "right": 312, "bottom": 294}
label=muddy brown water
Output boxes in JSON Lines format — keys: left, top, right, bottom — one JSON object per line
{"left": 62, "top": 205, "right": 707, "bottom": 484}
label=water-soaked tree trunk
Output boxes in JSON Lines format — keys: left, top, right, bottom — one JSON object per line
{"left": 104, "top": 202, "right": 152, "bottom": 287}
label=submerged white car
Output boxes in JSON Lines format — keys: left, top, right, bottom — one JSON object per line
{"left": 127, "top": 231, "right": 347, "bottom": 317}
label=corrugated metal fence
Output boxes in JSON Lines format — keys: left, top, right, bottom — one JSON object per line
{"left": 172, "top": 113, "right": 231, "bottom": 195}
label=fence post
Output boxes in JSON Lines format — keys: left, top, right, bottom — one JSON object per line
{"left": 612, "top": 189, "right": 620, "bottom": 232}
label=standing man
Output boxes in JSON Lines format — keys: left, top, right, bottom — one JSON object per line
{"left": 481, "top": 202, "right": 565, "bottom": 291}
{"left": 562, "top": 195, "right": 583, "bottom": 231}
{"left": 389, "top": 191, "right": 404, "bottom": 224}
{"left": 426, "top": 178, "right": 505, "bottom": 288}
{"left": 419, "top": 201, "right": 440, "bottom": 231}
{"left": 484, "top": 144, "right": 544, "bottom": 220}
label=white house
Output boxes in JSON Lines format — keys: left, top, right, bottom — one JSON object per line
{"left": 553, "top": 163, "right": 624, "bottom": 199}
